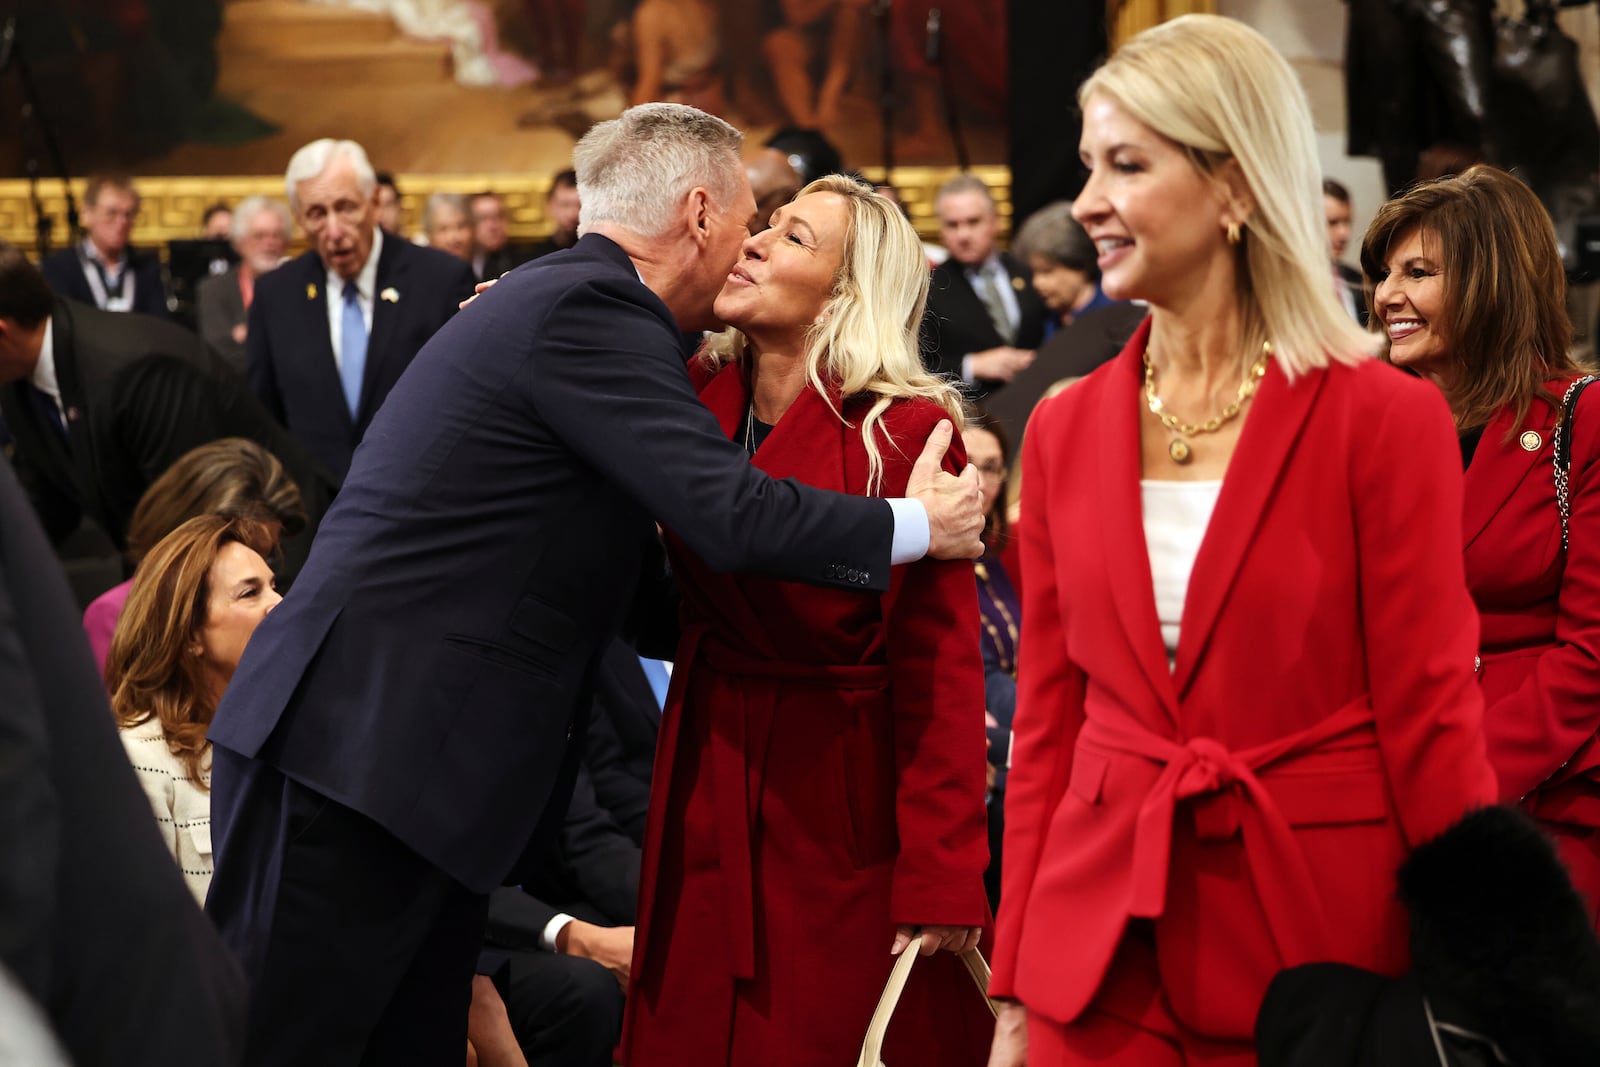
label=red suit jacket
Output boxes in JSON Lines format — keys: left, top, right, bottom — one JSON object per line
{"left": 1466, "top": 380, "right": 1600, "bottom": 911}
{"left": 624, "top": 365, "right": 993, "bottom": 1065}
{"left": 990, "top": 322, "right": 1498, "bottom": 1040}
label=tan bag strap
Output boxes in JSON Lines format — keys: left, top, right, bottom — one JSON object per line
{"left": 855, "top": 948, "right": 998, "bottom": 1067}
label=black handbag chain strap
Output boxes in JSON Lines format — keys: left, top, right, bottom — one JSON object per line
{"left": 1555, "top": 375, "right": 1598, "bottom": 552}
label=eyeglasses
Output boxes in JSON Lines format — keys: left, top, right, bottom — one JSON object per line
{"left": 973, "top": 460, "right": 1007, "bottom": 479}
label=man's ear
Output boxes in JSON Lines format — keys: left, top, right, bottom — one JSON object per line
{"left": 687, "top": 187, "right": 713, "bottom": 246}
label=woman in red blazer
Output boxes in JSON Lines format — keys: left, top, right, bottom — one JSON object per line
{"left": 1363, "top": 166, "right": 1600, "bottom": 925}
{"left": 622, "top": 176, "right": 993, "bottom": 1066}
{"left": 986, "top": 17, "right": 1497, "bottom": 1067}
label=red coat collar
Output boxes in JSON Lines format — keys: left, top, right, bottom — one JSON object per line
{"left": 1462, "top": 383, "right": 1570, "bottom": 550}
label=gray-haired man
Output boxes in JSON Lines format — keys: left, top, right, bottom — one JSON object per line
{"left": 244, "top": 138, "right": 476, "bottom": 483}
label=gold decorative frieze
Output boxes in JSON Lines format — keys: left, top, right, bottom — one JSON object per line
{"left": 0, "top": 166, "right": 1016, "bottom": 257}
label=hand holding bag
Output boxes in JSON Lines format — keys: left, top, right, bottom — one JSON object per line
{"left": 855, "top": 948, "right": 998, "bottom": 1067}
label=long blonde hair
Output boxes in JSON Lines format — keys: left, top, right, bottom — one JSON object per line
{"left": 701, "top": 175, "right": 964, "bottom": 492}
{"left": 1080, "top": 14, "right": 1377, "bottom": 376}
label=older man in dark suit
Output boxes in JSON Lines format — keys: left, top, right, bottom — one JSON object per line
{"left": 247, "top": 138, "right": 476, "bottom": 482}
{"left": 0, "top": 460, "right": 245, "bottom": 1067}
{"left": 205, "top": 103, "right": 985, "bottom": 1067}
{"left": 921, "top": 174, "right": 1047, "bottom": 392}
{"left": 39, "top": 174, "right": 169, "bottom": 318}
{"left": 0, "top": 243, "right": 334, "bottom": 601}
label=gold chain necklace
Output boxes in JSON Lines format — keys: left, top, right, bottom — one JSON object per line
{"left": 1142, "top": 342, "right": 1271, "bottom": 465}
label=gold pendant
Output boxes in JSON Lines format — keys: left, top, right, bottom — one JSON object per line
{"left": 1168, "top": 438, "right": 1192, "bottom": 465}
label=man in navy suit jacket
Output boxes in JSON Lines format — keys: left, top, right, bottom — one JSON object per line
{"left": 39, "top": 175, "right": 169, "bottom": 319}
{"left": 246, "top": 139, "right": 476, "bottom": 482}
{"left": 205, "top": 104, "right": 985, "bottom": 1066}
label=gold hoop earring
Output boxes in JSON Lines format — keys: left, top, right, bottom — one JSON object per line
{"left": 1226, "top": 221, "right": 1242, "bottom": 246}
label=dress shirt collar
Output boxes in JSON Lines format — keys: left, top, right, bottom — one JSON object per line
{"left": 327, "top": 226, "right": 384, "bottom": 304}
{"left": 30, "top": 318, "right": 59, "bottom": 403}
{"left": 81, "top": 237, "right": 125, "bottom": 273}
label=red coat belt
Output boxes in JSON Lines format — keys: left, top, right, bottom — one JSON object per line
{"left": 1078, "top": 695, "right": 1378, "bottom": 967}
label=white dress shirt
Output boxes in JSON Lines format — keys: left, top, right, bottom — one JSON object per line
{"left": 324, "top": 228, "right": 383, "bottom": 374}
{"left": 29, "top": 318, "right": 66, "bottom": 424}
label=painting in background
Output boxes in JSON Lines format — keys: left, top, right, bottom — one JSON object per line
{"left": 0, "top": 0, "right": 1009, "bottom": 178}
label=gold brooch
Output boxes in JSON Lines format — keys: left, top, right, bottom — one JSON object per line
{"left": 306, "top": 283, "right": 317, "bottom": 300}
{"left": 1011, "top": 276, "right": 1026, "bottom": 291}
{"left": 1520, "top": 430, "right": 1542, "bottom": 451}
{"left": 381, "top": 287, "right": 400, "bottom": 303}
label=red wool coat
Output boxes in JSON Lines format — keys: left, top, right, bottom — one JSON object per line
{"left": 621, "top": 365, "right": 994, "bottom": 1066}
{"left": 1466, "top": 380, "right": 1600, "bottom": 919}
{"left": 991, "top": 322, "right": 1498, "bottom": 1043}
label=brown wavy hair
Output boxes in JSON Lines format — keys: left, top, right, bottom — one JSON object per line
{"left": 1360, "top": 165, "right": 1582, "bottom": 435}
{"left": 126, "top": 438, "right": 306, "bottom": 566}
{"left": 107, "top": 515, "right": 276, "bottom": 790}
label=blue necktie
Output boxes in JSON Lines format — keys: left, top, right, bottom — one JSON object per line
{"left": 638, "top": 656, "right": 669, "bottom": 711}
{"left": 340, "top": 281, "right": 367, "bottom": 419}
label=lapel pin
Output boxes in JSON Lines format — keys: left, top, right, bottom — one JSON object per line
{"left": 1011, "top": 276, "right": 1026, "bottom": 291}
{"left": 1520, "top": 430, "right": 1542, "bottom": 451}
{"left": 306, "top": 283, "right": 318, "bottom": 301}
{"left": 65, "top": 406, "right": 79, "bottom": 422}
{"left": 381, "top": 287, "right": 400, "bottom": 303}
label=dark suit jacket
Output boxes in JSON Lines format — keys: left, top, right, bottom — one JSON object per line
{"left": 246, "top": 237, "right": 476, "bottom": 481}
{"left": 209, "top": 233, "right": 898, "bottom": 895}
{"left": 474, "top": 243, "right": 535, "bottom": 285}
{"left": 920, "top": 252, "right": 1047, "bottom": 384}
{"left": 1337, "top": 263, "right": 1371, "bottom": 329}
{"left": 584, "top": 640, "right": 663, "bottom": 845}
{"left": 983, "top": 301, "right": 1147, "bottom": 448}
{"left": 40, "top": 246, "right": 169, "bottom": 318}
{"left": 0, "top": 461, "right": 245, "bottom": 1066}
{"left": 0, "top": 300, "right": 334, "bottom": 583}
{"left": 196, "top": 267, "right": 249, "bottom": 375}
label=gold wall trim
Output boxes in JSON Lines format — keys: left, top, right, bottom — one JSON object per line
{"left": 0, "top": 166, "right": 1016, "bottom": 256}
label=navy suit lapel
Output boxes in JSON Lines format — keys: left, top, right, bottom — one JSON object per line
{"left": 939, "top": 261, "right": 1005, "bottom": 346}
{"left": 294, "top": 254, "right": 351, "bottom": 433}
{"left": 361, "top": 240, "right": 407, "bottom": 423}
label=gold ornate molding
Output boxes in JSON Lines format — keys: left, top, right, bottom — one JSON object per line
{"left": 0, "top": 165, "right": 1016, "bottom": 255}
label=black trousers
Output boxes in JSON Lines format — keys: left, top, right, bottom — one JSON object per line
{"left": 496, "top": 943, "right": 625, "bottom": 1067}
{"left": 207, "top": 746, "right": 488, "bottom": 1067}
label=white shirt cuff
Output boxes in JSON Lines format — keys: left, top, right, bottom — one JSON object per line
{"left": 540, "top": 913, "right": 575, "bottom": 953}
{"left": 960, "top": 355, "right": 976, "bottom": 384}
{"left": 886, "top": 498, "right": 931, "bottom": 565}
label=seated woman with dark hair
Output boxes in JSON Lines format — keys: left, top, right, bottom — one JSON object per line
{"left": 83, "top": 438, "right": 306, "bottom": 674}
{"left": 107, "top": 515, "right": 282, "bottom": 904}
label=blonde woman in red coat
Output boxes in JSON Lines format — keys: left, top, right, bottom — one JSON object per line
{"left": 622, "top": 176, "right": 994, "bottom": 1066}
{"left": 986, "top": 16, "right": 1498, "bottom": 1067}
{"left": 1363, "top": 166, "right": 1600, "bottom": 925}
